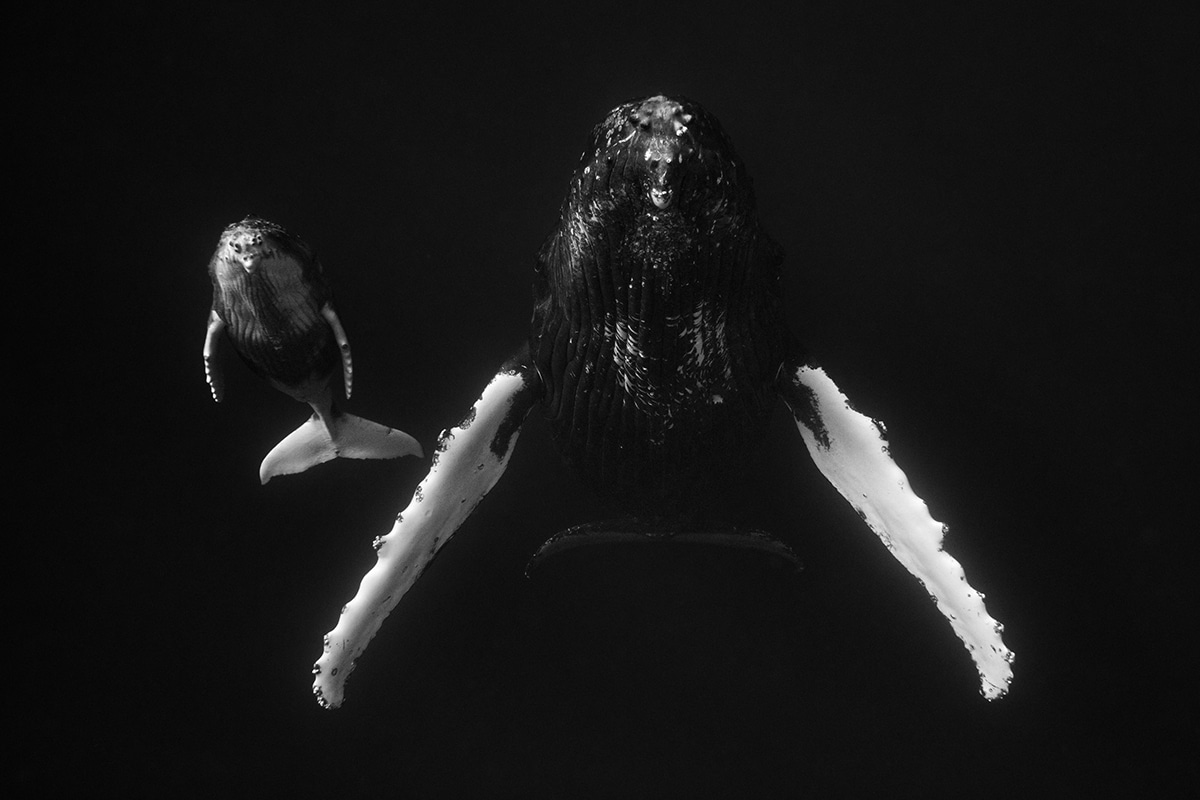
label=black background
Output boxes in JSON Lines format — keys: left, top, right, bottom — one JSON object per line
{"left": 14, "top": 2, "right": 1193, "bottom": 796}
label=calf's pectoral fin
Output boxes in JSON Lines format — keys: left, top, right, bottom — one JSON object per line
{"left": 203, "top": 310, "right": 226, "bottom": 403}
{"left": 312, "top": 349, "right": 542, "bottom": 709}
{"left": 321, "top": 303, "right": 353, "bottom": 400}
{"left": 777, "top": 356, "right": 1014, "bottom": 700}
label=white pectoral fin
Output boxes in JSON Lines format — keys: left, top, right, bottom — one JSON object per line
{"left": 204, "top": 310, "right": 225, "bottom": 403}
{"left": 312, "top": 358, "right": 541, "bottom": 709}
{"left": 321, "top": 303, "right": 353, "bottom": 399}
{"left": 780, "top": 361, "right": 1014, "bottom": 700}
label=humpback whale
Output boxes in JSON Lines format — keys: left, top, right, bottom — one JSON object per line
{"left": 205, "top": 217, "right": 422, "bottom": 483}
{"left": 308, "top": 96, "right": 1014, "bottom": 708}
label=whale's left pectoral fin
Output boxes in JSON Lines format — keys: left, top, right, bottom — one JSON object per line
{"left": 312, "top": 350, "right": 542, "bottom": 709}
{"left": 320, "top": 303, "right": 353, "bottom": 399}
{"left": 204, "top": 310, "right": 226, "bottom": 402}
{"left": 778, "top": 356, "right": 1014, "bottom": 700}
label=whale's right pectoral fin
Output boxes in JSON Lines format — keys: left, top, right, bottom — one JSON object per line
{"left": 312, "top": 349, "right": 542, "bottom": 709}
{"left": 204, "top": 310, "right": 226, "bottom": 403}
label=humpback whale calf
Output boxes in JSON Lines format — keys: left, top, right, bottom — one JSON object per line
{"left": 205, "top": 217, "right": 422, "bottom": 483}
{"left": 306, "top": 96, "right": 1014, "bottom": 708}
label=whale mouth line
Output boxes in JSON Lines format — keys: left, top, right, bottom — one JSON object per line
{"left": 225, "top": 227, "right": 273, "bottom": 275}
{"left": 230, "top": 248, "right": 265, "bottom": 274}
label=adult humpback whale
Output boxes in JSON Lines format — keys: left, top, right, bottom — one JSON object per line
{"left": 310, "top": 96, "right": 1014, "bottom": 708}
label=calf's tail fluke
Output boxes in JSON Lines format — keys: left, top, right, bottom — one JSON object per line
{"left": 259, "top": 413, "right": 423, "bottom": 484}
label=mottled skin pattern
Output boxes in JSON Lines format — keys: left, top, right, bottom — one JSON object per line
{"left": 208, "top": 217, "right": 341, "bottom": 404}
{"left": 531, "top": 96, "right": 791, "bottom": 516}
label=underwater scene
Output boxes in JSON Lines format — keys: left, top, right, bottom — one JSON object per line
{"left": 15, "top": 4, "right": 1191, "bottom": 796}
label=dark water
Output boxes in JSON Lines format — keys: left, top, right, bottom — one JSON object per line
{"left": 14, "top": 3, "right": 1192, "bottom": 796}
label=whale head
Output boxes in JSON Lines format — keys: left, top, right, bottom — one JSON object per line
{"left": 566, "top": 95, "right": 756, "bottom": 224}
